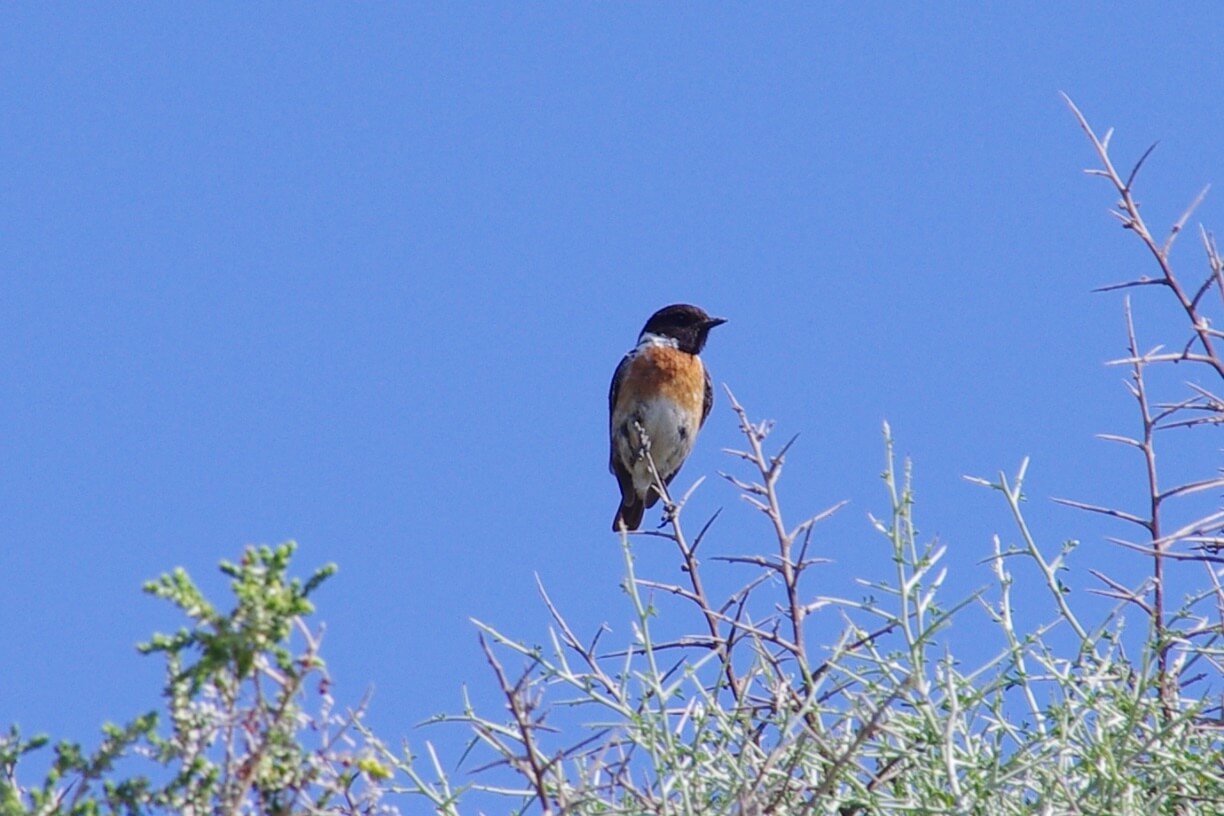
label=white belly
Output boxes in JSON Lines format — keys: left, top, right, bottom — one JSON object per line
{"left": 614, "top": 395, "right": 698, "bottom": 498}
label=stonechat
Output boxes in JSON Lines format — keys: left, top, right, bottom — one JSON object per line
{"left": 608, "top": 304, "right": 726, "bottom": 531}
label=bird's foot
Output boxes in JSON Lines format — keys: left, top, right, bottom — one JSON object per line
{"left": 658, "top": 501, "right": 678, "bottom": 528}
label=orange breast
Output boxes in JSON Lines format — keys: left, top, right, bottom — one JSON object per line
{"left": 617, "top": 346, "right": 706, "bottom": 415}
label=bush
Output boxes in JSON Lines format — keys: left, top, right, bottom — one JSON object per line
{"left": 5, "top": 98, "right": 1223, "bottom": 816}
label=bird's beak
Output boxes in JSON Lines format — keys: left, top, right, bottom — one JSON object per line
{"left": 705, "top": 316, "right": 728, "bottom": 328}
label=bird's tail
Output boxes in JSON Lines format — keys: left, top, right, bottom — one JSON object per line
{"left": 613, "top": 498, "right": 645, "bottom": 532}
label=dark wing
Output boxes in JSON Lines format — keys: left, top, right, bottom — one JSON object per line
{"left": 609, "top": 352, "right": 643, "bottom": 529}
{"left": 699, "top": 363, "right": 714, "bottom": 428}
{"left": 608, "top": 353, "right": 633, "bottom": 472}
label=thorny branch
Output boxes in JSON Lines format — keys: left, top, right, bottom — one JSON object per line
{"left": 1064, "top": 93, "right": 1224, "bottom": 382}
{"left": 1062, "top": 94, "right": 1224, "bottom": 716}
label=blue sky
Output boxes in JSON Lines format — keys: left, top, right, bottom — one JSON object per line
{"left": 3, "top": 3, "right": 1223, "bottom": 792}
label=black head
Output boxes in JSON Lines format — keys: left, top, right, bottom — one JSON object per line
{"left": 639, "top": 303, "right": 727, "bottom": 355}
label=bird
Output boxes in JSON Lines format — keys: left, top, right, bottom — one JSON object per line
{"left": 608, "top": 303, "right": 726, "bottom": 531}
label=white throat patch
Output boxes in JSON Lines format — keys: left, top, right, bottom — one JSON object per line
{"left": 636, "top": 332, "right": 679, "bottom": 351}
